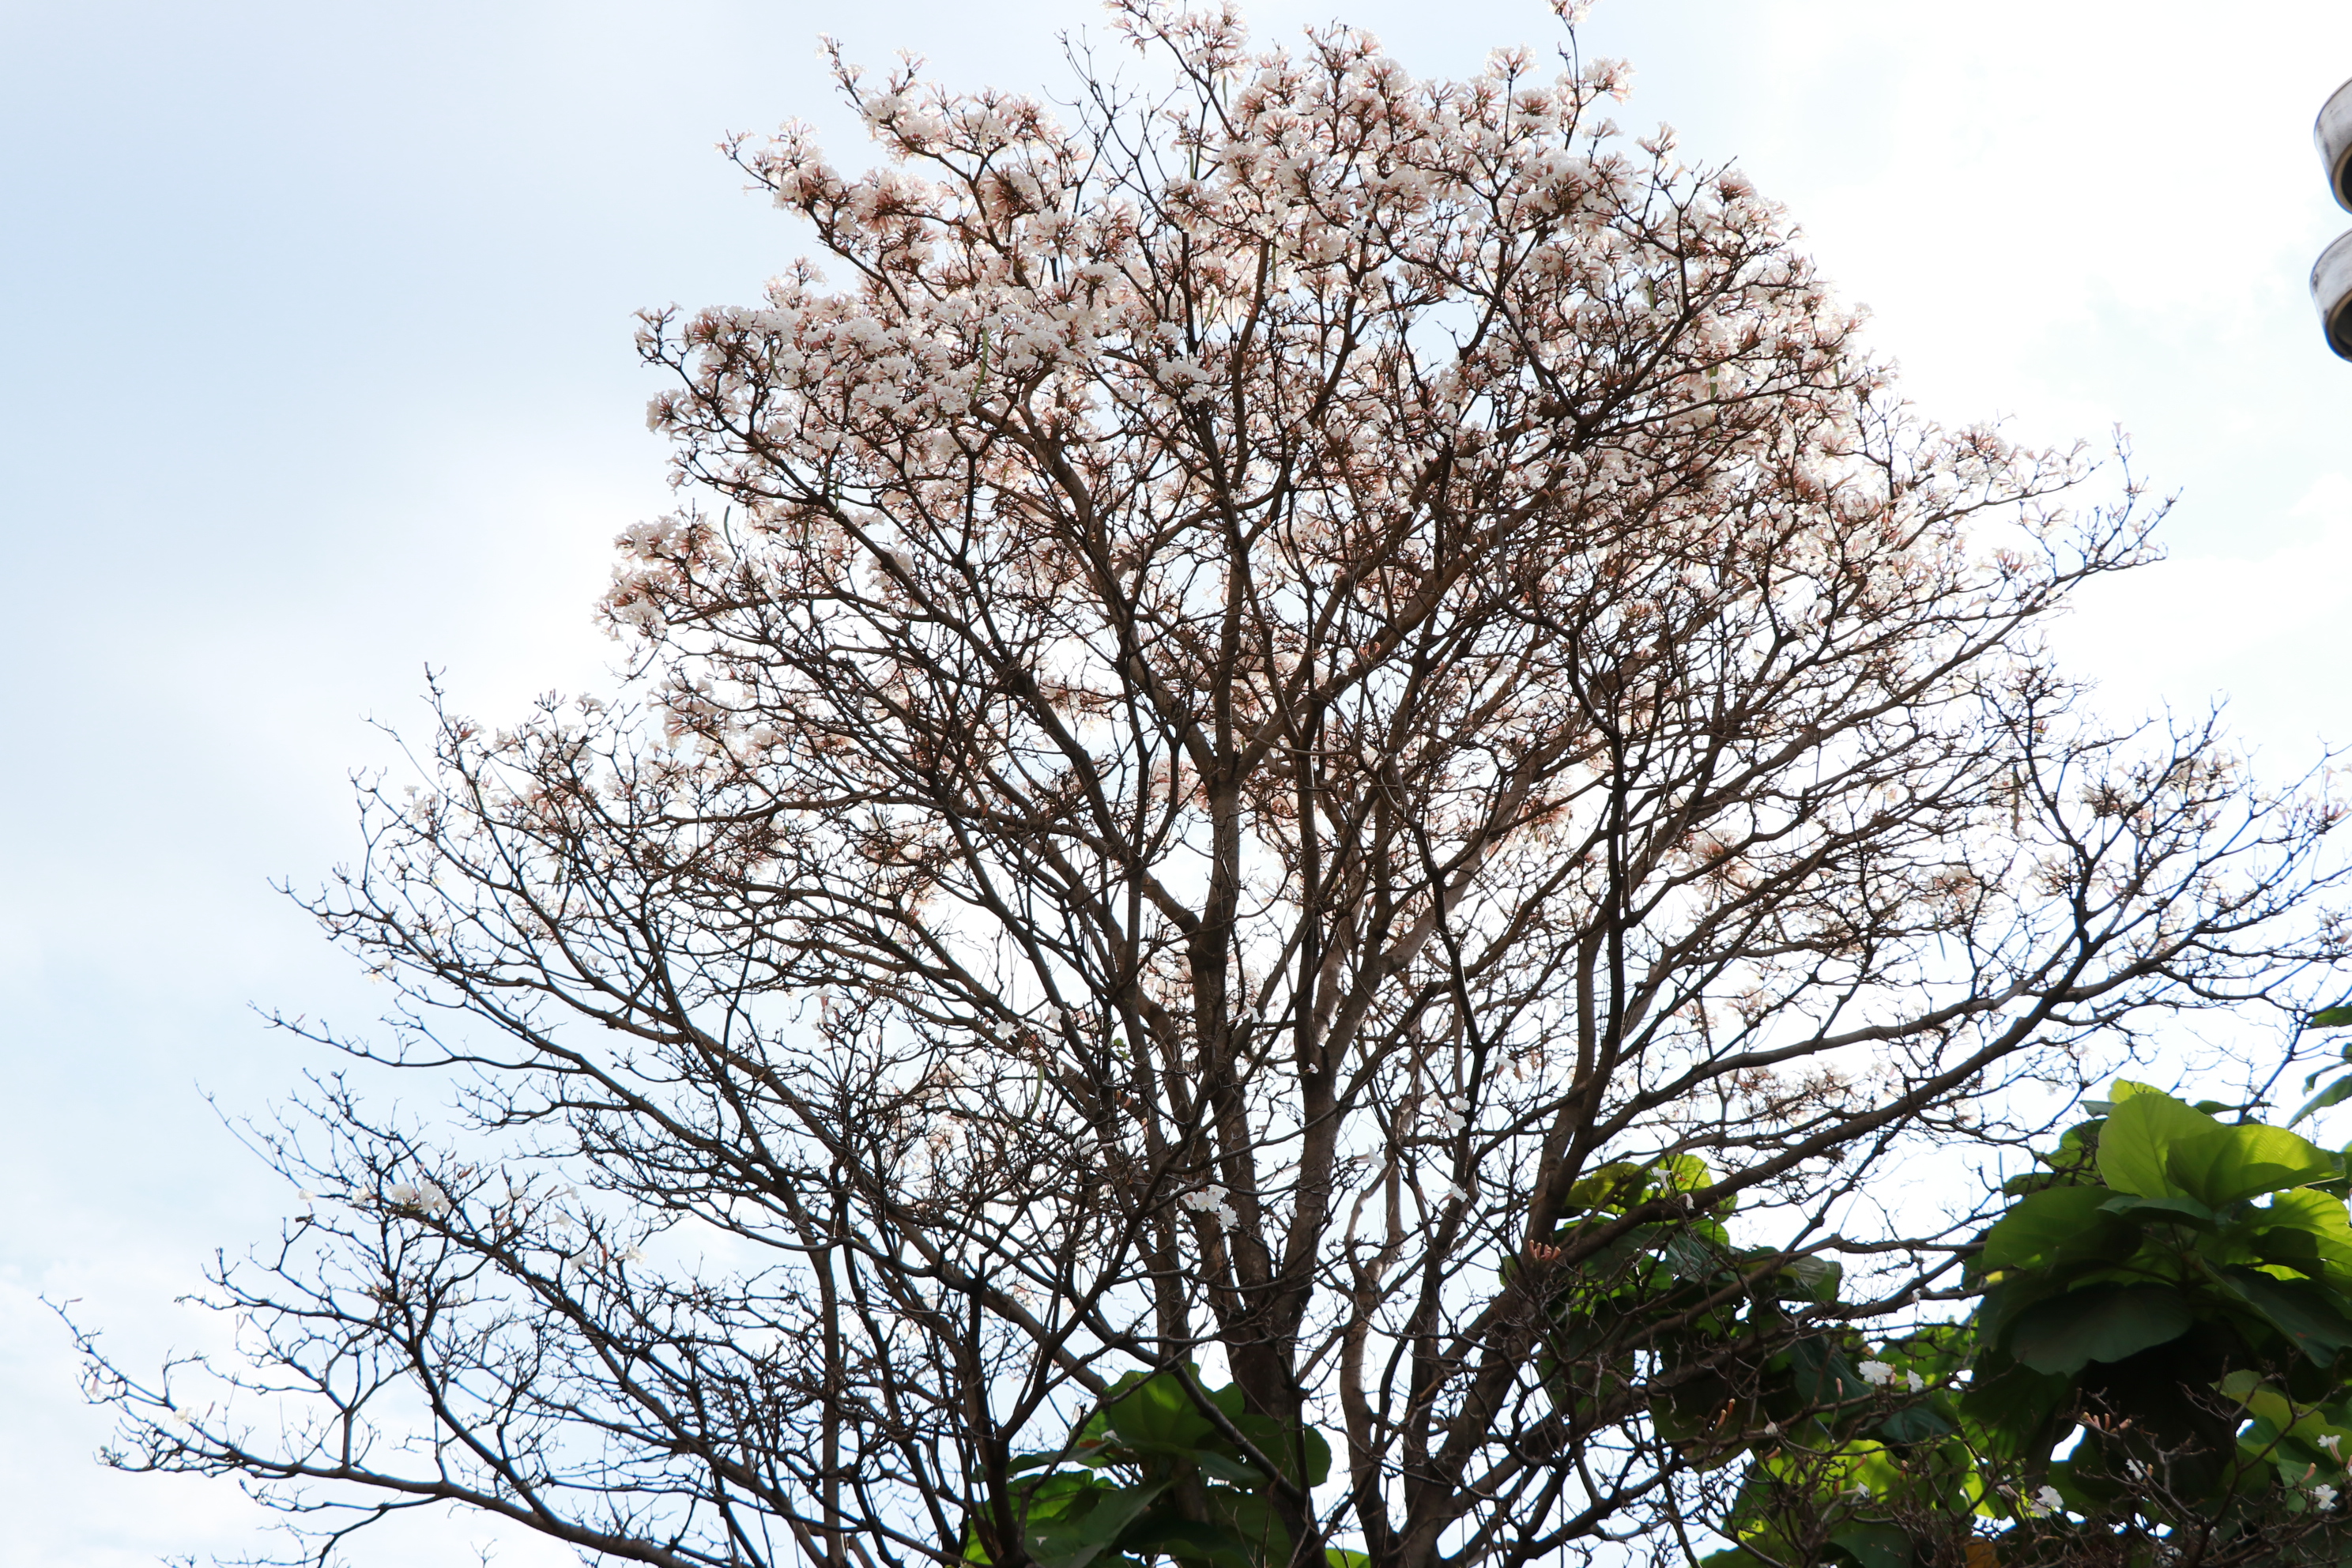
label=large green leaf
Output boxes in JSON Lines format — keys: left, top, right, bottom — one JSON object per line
{"left": 1873, "top": 1400, "right": 1954, "bottom": 1446}
{"left": 1102, "top": 1374, "right": 1216, "bottom": 1453}
{"left": 1657, "top": 1230, "right": 1728, "bottom": 1284}
{"left": 1957, "top": 1356, "right": 2074, "bottom": 1459}
{"left": 2216, "top": 1267, "right": 2352, "bottom": 1363}
{"left": 1564, "top": 1162, "right": 1649, "bottom": 1214}
{"left": 1829, "top": 1523, "right": 1913, "bottom": 1568}
{"left": 2259, "top": 1189, "right": 2352, "bottom": 1281}
{"left": 2003, "top": 1284, "right": 2192, "bottom": 1374}
{"left": 2217, "top": 1370, "right": 2352, "bottom": 1463}
{"left": 1973, "top": 1271, "right": 2071, "bottom": 1348}
{"left": 1025, "top": 1480, "right": 1170, "bottom": 1568}
{"left": 1773, "top": 1254, "right": 1845, "bottom": 1303}
{"left": 1019, "top": 1472, "right": 1102, "bottom": 1524}
{"left": 1183, "top": 1450, "right": 1265, "bottom": 1487}
{"left": 1198, "top": 1481, "right": 1289, "bottom": 1565}
{"left": 2166, "top": 1123, "right": 2338, "bottom": 1208}
{"left": 1978, "top": 1184, "right": 2122, "bottom": 1271}
{"left": 2096, "top": 1086, "right": 2222, "bottom": 1199}
{"left": 2098, "top": 1193, "right": 2216, "bottom": 1226}
{"left": 1118, "top": 1517, "right": 1256, "bottom": 1568}
{"left": 1786, "top": 1335, "right": 1868, "bottom": 1407}
{"left": 1227, "top": 1414, "right": 1331, "bottom": 1487}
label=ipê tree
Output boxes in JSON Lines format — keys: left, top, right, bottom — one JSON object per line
{"left": 70, "top": 4, "right": 2352, "bottom": 1566}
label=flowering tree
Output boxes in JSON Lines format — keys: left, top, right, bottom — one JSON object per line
{"left": 74, "top": 4, "right": 2352, "bottom": 1565}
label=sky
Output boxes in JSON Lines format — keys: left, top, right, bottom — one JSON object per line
{"left": 3, "top": 1, "right": 2351, "bottom": 1562}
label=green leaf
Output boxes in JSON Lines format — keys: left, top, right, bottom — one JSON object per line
{"left": 1296, "top": 1425, "right": 1332, "bottom": 1488}
{"left": 2096, "top": 1086, "right": 2222, "bottom": 1199}
{"left": 2167, "top": 1123, "right": 2339, "bottom": 1207}
{"left": 2221, "top": 1373, "right": 2352, "bottom": 1464}
{"left": 2097, "top": 1192, "right": 2216, "bottom": 1225}
{"left": 1786, "top": 1336, "right": 1868, "bottom": 1407}
{"left": 1980, "top": 1184, "right": 2123, "bottom": 1271}
{"left": 1564, "top": 1155, "right": 1721, "bottom": 1217}
{"left": 2292, "top": 1073, "right": 2352, "bottom": 1127}
{"left": 1197, "top": 1483, "right": 1288, "bottom": 1565}
{"left": 1017, "top": 1472, "right": 1102, "bottom": 1527}
{"left": 1227, "top": 1414, "right": 1331, "bottom": 1487}
{"left": 1829, "top": 1524, "right": 1913, "bottom": 1568}
{"left": 1102, "top": 1374, "right": 1215, "bottom": 1453}
{"left": 1324, "top": 1552, "right": 1370, "bottom": 1568}
{"left": 2216, "top": 1267, "right": 2352, "bottom": 1363}
{"left": 1185, "top": 1450, "right": 1264, "bottom": 1487}
{"left": 1564, "top": 1162, "right": 1648, "bottom": 1215}
{"left": 1116, "top": 1517, "right": 1255, "bottom": 1568}
{"left": 2218, "top": 1369, "right": 2309, "bottom": 1435}
{"left": 2257, "top": 1188, "right": 2352, "bottom": 1282}
{"left": 2003, "top": 1284, "right": 2192, "bottom": 1374}
{"left": 1657, "top": 1153, "right": 1719, "bottom": 1197}
{"left": 1874, "top": 1400, "right": 1954, "bottom": 1446}
{"left": 1775, "top": 1254, "right": 1845, "bottom": 1304}
{"left": 1025, "top": 1481, "right": 1169, "bottom": 1568}
{"left": 1957, "top": 1358, "right": 2073, "bottom": 1459}
{"left": 1973, "top": 1272, "right": 2067, "bottom": 1347}
{"left": 1658, "top": 1230, "right": 1728, "bottom": 1284}
{"left": 2311, "top": 1005, "right": 2352, "bottom": 1029}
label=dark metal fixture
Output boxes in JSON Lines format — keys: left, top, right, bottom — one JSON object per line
{"left": 2320, "top": 77, "right": 2352, "bottom": 212}
{"left": 2318, "top": 230, "right": 2352, "bottom": 360}
{"left": 2315, "top": 77, "right": 2352, "bottom": 358}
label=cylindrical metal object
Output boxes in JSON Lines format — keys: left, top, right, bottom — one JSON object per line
{"left": 2320, "top": 77, "right": 2352, "bottom": 212}
{"left": 2316, "top": 229, "right": 2352, "bottom": 360}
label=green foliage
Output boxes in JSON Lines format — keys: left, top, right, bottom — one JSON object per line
{"left": 1538, "top": 1155, "right": 1876, "bottom": 1484}
{"left": 2290, "top": 1007, "right": 2352, "bottom": 1126}
{"left": 971, "top": 1371, "right": 1341, "bottom": 1568}
{"left": 1565, "top": 1091, "right": 2352, "bottom": 1566}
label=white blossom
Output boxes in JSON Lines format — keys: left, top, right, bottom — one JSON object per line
{"left": 385, "top": 1181, "right": 451, "bottom": 1219}
{"left": 1856, "top": 1359, "right": 1894, "bottom": 1387}
{"left": 1180, "top": 1185, "right": 1237, "bottom": 1226}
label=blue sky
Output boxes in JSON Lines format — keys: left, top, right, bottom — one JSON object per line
{"left": 5, "top": 2, "right": 2351, "bottom": 1561}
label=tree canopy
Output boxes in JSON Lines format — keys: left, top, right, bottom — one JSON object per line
{"left": 72, "top": 6, "right": 2352, "bottom": 1566}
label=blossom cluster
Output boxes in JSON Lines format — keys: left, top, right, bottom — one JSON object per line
{"left": 1855, "top": 1358, "right": 1926, "bottom": 1393}
{"left": 1179, "top": 1183, "right": 1239, "bottom": 1228}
